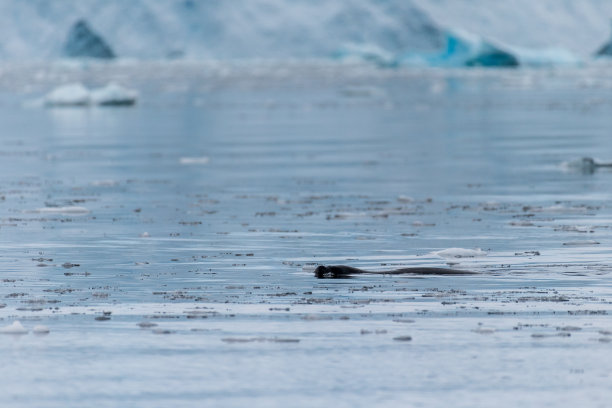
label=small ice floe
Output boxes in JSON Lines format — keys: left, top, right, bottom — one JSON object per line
{"left": 44, "top": 83, "right": 91, "bottom": 107}
{"left": 43, "top": 82, "right": 138, "bottom": 107}
{"left": 562, "top": 240, "right": 600, "bottom": 246}
{"left": 35, "top": 206, "right": 90, "bottom": 215}
{"left": 90, "top": 83, "right": 138, "bottom": 106}
{"left": 431, "top": 248, "right": 487, "bottom": 259}
{"left": 392, "top": 335, "right": 412, "bottom": 342}
{"left": 32, "top": 325, "right": 50, "bottom": 334}
{"left": 0, "top": 321, "right": 28, "bottom": 334}
{"left": 179, "top": 156, "right": 210, "bottom": 165}
{"left": 397, "top": 195, "right": 414, "bottom": 203}
{"left": 562, "top": 157, "right": 612, "bottom": 174}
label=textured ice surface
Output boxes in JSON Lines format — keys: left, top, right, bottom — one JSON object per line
{"left": 1, "top": 62, "right": 612, "bottom": 407}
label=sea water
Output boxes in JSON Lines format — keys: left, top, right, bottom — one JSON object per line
{"left": 0, "top": 62, "right": 612, "bottom": 407}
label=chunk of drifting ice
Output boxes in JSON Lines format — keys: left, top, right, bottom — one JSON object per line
{"left": 179, "top": 157, "right": 210, "bottom": 165}
{"left": 44, "top": 83, "right": 91, "bottom": 107}
{"left": 90, "top": 83, "right": 138, "bottom": 106}
{"left": 35, "top": 206, "right": 90, "bottom": 215}
{"left": 432, "top": 248, "right": 487, "bottom": 259}
{"left": 33, "top": 325, "right": 50, "bottom": 334}
{"left": 562, "top": 240, "right": 600, "bottom": 246}
{"left": 0, "top": 321, "right": 28, "bottom": 334}
{"left": 44, "top": 83, "right": 138, "bottom": 107}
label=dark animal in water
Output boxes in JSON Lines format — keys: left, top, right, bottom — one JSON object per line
{"left": 314, "top": 265, "right": 475, "bottom": 279}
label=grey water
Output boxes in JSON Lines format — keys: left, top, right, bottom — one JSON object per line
{"left": 1, "top": 62, "right": 612, "bottom": 407}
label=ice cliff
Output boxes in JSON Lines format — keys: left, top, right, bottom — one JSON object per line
{"left": 0, "top": 0, "right": 610, "bottom": 66}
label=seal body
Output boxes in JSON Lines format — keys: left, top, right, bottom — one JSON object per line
{"left": 314, "top": 265, "right": 474, "bottom": 279}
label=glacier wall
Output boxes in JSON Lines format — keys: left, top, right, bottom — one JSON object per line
{"left": 0, "top": 0, "right": 611, "bottom": 63}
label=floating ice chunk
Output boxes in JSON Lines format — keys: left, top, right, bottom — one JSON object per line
{"left": 90, "top": 83, "right": 138, "bottom": 106}
{"left": 397, "top": 195, "right": 414, "bottom": 203}
{"left": 35, "top": 206, "right": 90, "bottom": 215}
{"left": 432, "top": 248, "right": 487, "bottom": 259}
{"left": 44, "top": 83, "right": 91, "bottom": 107}
{"left": 562, "top": 240, "right": 600, "bottom": 246}
{"left": 562, "top": 157, "right": 612, "bottom": 174}
{"left": 179, "top": 157, "right": 210, "bottom": 165}
{"left": 0, "top": 321, "right": 28, "bottom": 334}
{"left": 32, "top": 325, "right": 50, "bottom": 334}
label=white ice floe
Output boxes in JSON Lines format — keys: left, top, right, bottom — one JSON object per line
{"left": 35, "top": 206, "right": 90, "bottom": 215}
{"left": 90, "top": 82, "right": 138, "bottom": 106}
{"left": 44, "top": 83, "right": 91, "bottom": 106}
{"left": 32, "top": 325, "right": 50, "bottom": 334}
{"left": 0, "top": 321, "right": 28, "bottom": 334}
{"left": 397, "top": 195, "right": 414, "bottom": 203}
{"left": 562, "top": 240, "right": 600, "bottom": 246}
{"left": 44, "top": 82, "right": 138, "bottom": 107}
{"left": 432, "top": 248, "right": 487, "bottom": 259}
{"left": 179, "top": 157, "right": 210, "bottom": 165}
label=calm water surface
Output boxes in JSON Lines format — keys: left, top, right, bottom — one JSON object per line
{"left": 1, "top": 63, "right": 612, "bottom": 407}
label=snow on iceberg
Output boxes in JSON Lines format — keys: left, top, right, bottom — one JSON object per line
{"left": 90, "top": 83, "right": 138, "bottom": 106}
{"left": 64, "top": 19, "right": 115, "bottom": 59}
{"left": 510, "top": 46, "right": 580, "bottom": 67}
{"left": 44, "top": 83, "right": 138, "bottom": 107}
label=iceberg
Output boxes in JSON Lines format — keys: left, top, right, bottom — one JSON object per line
{"left": 406, "top": 30, "right": 519, "bottom": 67}
{"left": 400, "top": 29, "right": 580, "bottom": 68}
{"left": 64, "top": 19, "right": 115, "bottom": 59}
{"left": 44, "top": 83, "right": 138, "bottom": 107}
{"left": 44, "top": 83, "right": 91, "bottom": 106}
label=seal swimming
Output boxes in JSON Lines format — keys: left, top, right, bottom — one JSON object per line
{"left": 314, "top": 265, "right": 475, "bottom": 279}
